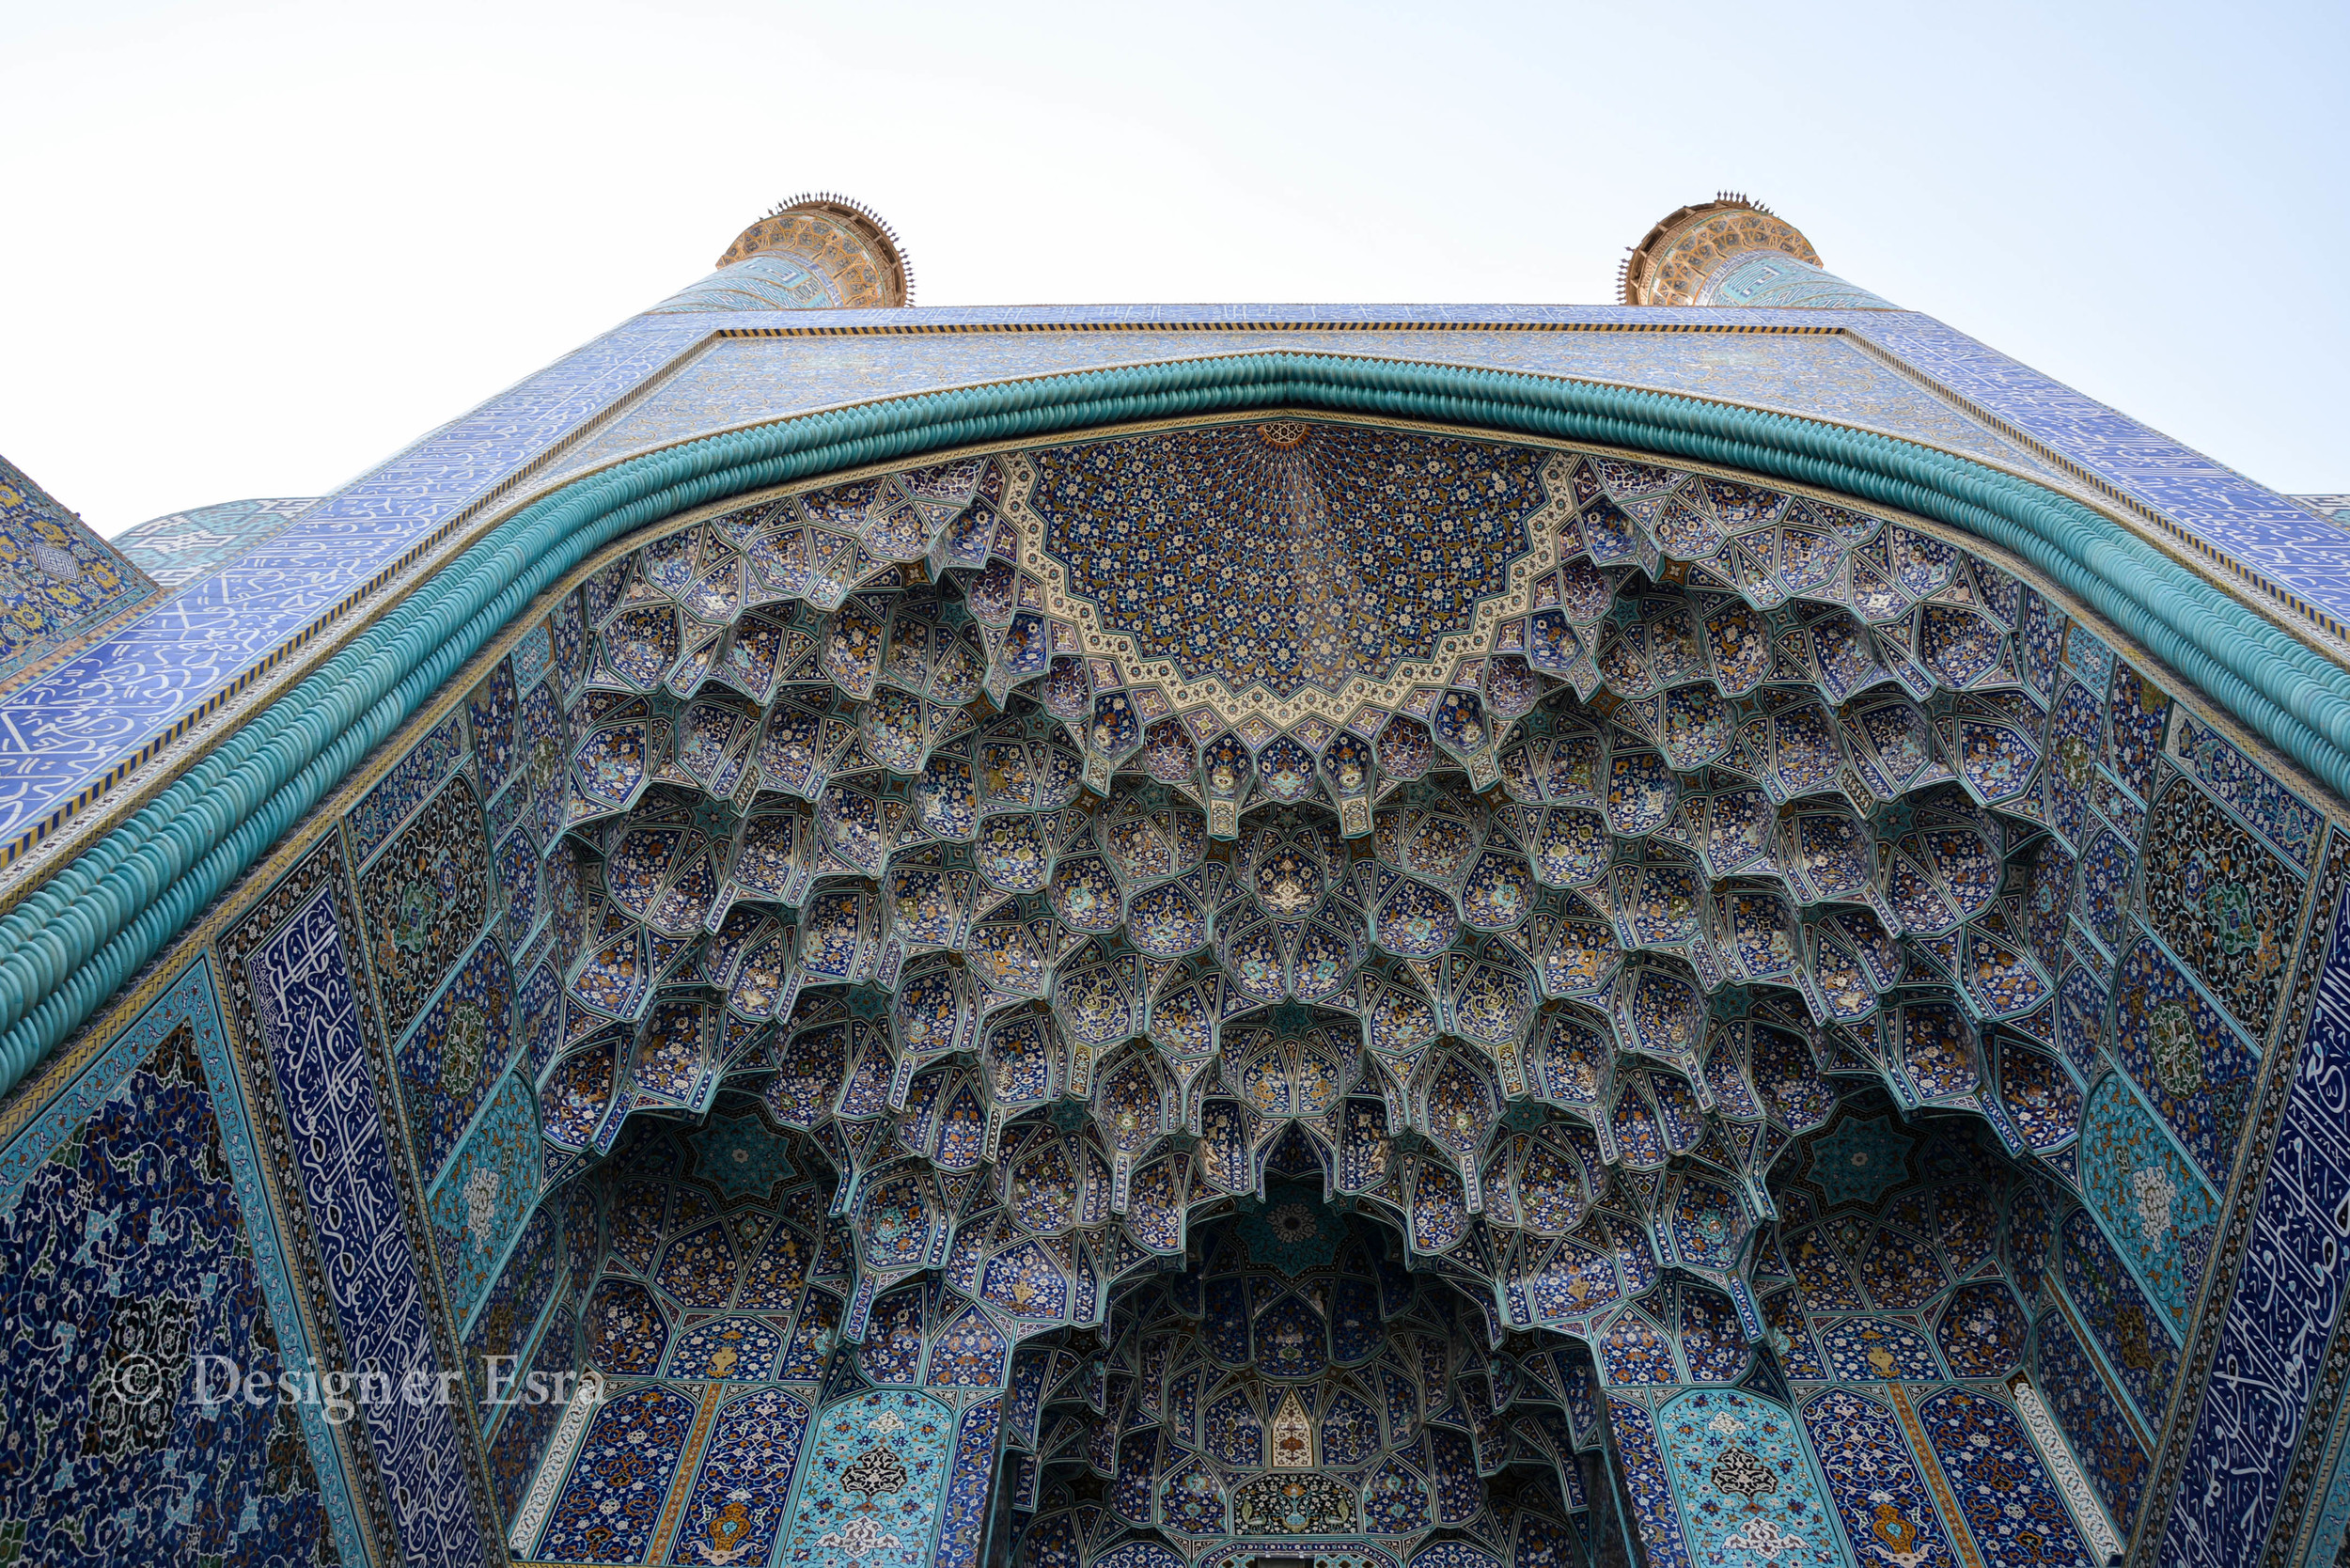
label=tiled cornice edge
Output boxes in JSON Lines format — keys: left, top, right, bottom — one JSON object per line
{"left": 5, "top": 349, "right": 2349, "bottom": 1110}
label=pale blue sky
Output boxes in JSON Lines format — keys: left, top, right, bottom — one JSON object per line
{"left": 1, "top": 0, "right": 2342, "bottom": 532}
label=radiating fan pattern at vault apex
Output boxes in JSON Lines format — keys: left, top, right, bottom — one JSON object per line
{"left": 530, "top": 416, "right": 2087, "bottom": 1342}
{"left": 1026, "top": 422, "right": 1548, "bottom": 699}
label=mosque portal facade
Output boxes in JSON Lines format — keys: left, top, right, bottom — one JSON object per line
{"left": 3, "top": 194, "right": 2349, "bottom": 1568}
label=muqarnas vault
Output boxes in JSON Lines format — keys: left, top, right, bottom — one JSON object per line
{"left": 3, "top": 191, "right": 2349, "bottom": 1568}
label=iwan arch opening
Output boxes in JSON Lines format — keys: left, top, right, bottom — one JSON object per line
{"left": 3, "top": 194, "right": 2347, "bottom": 1568}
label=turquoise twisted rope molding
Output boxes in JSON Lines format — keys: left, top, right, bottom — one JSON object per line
{"left": 4, "top": 350, "right": 2347, "bottom": 1103}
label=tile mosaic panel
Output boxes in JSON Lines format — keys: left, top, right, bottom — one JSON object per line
{"left": 1605, "top": 1396, "right": 1690, "bottom": 1568}
{"left": 0, "top": 959, "right": 358, "bottom": 1566}
{"left": 1798, "top": 1387, "right": 1956, "bottom": 1568}
{"left": 486, "top": 1296, "right": 577, "bottom": 1525}
{"left": 669, "top": 1314, "right": 788, "bottom": 1381}
{"left": 936, "top": 1395, "right": 1005, "bottom": 1568}
{"left": 1652, "top": 1388, "right": 1839, "bottom": 1568}
{"left": 357, "top": 773, "right": 494, "bottom": 1041}
{"left": 396, "top": 932, "right": 518, "bottom": 1187}
{"left": 2033, "top": 1309, "right": 2148, "bottom": 1537}
{"left": 1935, "top": 1280, "right": 2027, "bottom": 1378}
{"left": 463, "top": 1201, "right": 562, "bottom": 1406}
{"left": 666, "top": 1384, "right": 810, "bottom": 1564}
{"left": 587, "top": 1280, "right": 669, "bottom": 1375}
{"left": 425, "top": 1067, "right": 541, "bottom": 1325}
{"left": 2304, "top": 1420, "right": 2350, "bottom": 1568}
{"left": 2058, "top": 1207, "right": 2177, "bottom": 1432}
{"left": 2076, "top": 1073, "right": 2217, "bottom": 1333}
{"left": 2159, "top": 884, "right": 2350, "bottom": 1567}
{"left": 776, "top": 1389, "right": 955, "bottom": 1568}
{"left": 2112, "top": 933, "right": 2261, "bottom": 1187}
{"left": 2140, "top": 777, "right": 2305, "bottom": 1044}
{"left": 1816, "top": 1317, "right": 1941, "bottom": 1382}
{"left": 224, "top": 844, "right": 490, "bottom": 1567}
{"left": 348, "top": 707, "right": 468, "bottom": 870}
{"left": 534, "top": 1381, "right": 698, "bottom": 1562}
{"left": 0, "top": 450, "right": 156, "bottom": 685}
{"left": 2168, "top": 711, "right": 2323, "bottom": 871}
{"left": 1913, "top": 1387, "right": 2094, "bottom": 1567}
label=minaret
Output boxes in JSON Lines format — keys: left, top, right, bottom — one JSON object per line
{"left": 1620, "top": 194, "right": 1893, "bottom": 309}
{"left": 650, "top": 192, "right": 914, "bottom": 312}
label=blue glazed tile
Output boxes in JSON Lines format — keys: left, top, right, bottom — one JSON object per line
{"left": 0, "top": 319, "right": 708, "bottom": 850}
{"left": 232, "top": 866, "right": 489, "bottom": 1566}
{"left": 0, "top": 958, "right": 364, "bottom": 1565}
{"left": 2158, "top": 887, "right": 2350, "bottom": 1566}
{"left": 0, "top": 452, "right": 158, "bottom": 685}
